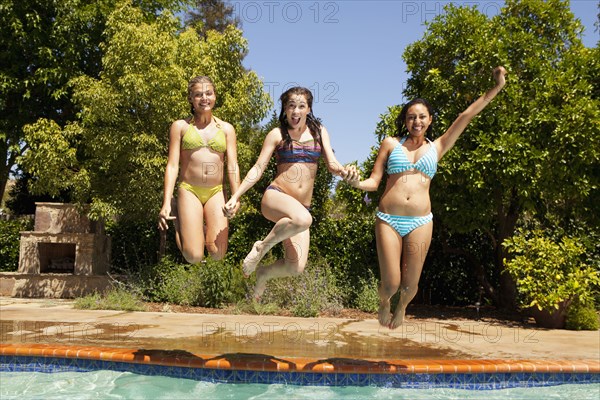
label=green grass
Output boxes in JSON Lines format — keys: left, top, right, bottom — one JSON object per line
{"left": 74, "top": 287, "right": 146, "bottom": 312}
{"left": 232, "top": 299, "right": 281, "bottom": 315}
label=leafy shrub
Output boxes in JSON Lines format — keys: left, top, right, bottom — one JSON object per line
{"left": 311, "top": 213, "right": 378, "bottom": 297}
{"left": 106, "top": 217, "right": 163, "bottom": 273}
{"left": 0, "top": 217, "right": 34, "bottom": 272}
{"left": 151, "top": 257, "right": 205, "bottom": 306}
{"left": 503, "top": 229, "right": 600, "bottom": 312}
{"left": 197, "top": 256, "right": 246, "bottom": 307}
{"left": 565, "top": 304, "right": 600, "bottom": 331}
{"left": 130, "top": 255, "right": 246, "bottom": 307}
{"left": 261, "top": 255, "right": 347, "bottom": 317}
{"left": 354, "top": 270, "right": 380, "bottom": 313}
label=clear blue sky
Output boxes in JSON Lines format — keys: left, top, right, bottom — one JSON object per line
{"left": 235, "top": 0, "right": 599, "bottom": 166}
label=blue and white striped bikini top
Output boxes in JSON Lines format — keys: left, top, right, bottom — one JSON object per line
{"left": 386, "top": 136, "right": 438, "bottom": 179}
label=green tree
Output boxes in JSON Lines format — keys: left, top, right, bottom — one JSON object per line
{"left": 5, "top": 173, "right": 71, "bottom": 215}
{"left": 185, "top": 0, "right": 241, "bottom": 38}
{"left": 0, "top": 0, "right": 184, "bottom": 202}
{"left": 369, "top": 0, "right": 598, "bottom": 309}
{"left": 19, "top": 2, "right": 271, "bottom": 220}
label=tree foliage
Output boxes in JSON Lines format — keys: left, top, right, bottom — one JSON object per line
{"left": 5, "top": 172, "right": 71, "bottom": 215}
{"left": 0, "top": 217, "right": 33, "bottom": 271}
{"left": 0, "top": 0, "right": 185, "bottom": 201}
{"left": 185, "top": 0, "right": 241, "bottom": 38}
{"left": 19, "top": 2, "right": 271, "bottom": 220}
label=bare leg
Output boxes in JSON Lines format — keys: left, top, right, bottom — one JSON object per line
{"left": 176, "top": 187, "right": 205, "bottom": 264}
{"left": 171, "top": 197, "right": 182, "bottom": 250}
{"left": 375, "top": 219, "right": 402, "bottom": 327}
{"left": 242, "top": 189, "right": 312, "bottom": 277}
{"left": 389, "top": 221, "right": 432, "bottom": 329}
{"left": 203, "top": 191, "right": 228, "bottom": 260}
{"left": 254, "top": 230, "right": 310, "bottom": 300}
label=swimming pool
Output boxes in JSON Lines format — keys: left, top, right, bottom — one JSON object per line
{"left": 1, "top": 370, "right": 599, "bottom": 400}
{"left": 1, "top": 342, "right": 599, "bottom": 392}
{"left": 2, "top": 299, "right": 598, "bottom": 399}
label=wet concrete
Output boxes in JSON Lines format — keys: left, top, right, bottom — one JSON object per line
{"left": 1, "top": 297, "right": 598, "bottom": 361}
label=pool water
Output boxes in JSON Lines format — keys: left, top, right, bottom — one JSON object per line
{"left": 1, "top": 371, "right": 599, "bottom": 400}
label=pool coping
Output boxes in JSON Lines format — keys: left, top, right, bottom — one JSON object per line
{"left": 2, "top": 343, "right": 599, "bottom": 374}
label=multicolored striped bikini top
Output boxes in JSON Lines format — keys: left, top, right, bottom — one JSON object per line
{"left": 386, "top": 136, "right": 438, "bottom": 179}
{"left": 275, "top": 138, "right": 322, "bottom": 164}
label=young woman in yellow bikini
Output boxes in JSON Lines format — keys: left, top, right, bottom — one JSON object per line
{"left": 348, "top": 67, "right": 507, "bottom": 329}
{"left": 159, "top": 76, "right": 240, "bottom": 263}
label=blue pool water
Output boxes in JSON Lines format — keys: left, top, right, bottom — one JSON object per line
{"left": 1, "top": 371, "right": 599, "bottom": 400}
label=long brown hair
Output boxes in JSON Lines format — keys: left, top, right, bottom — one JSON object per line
{"left": 277, "top": 87, "right": 322, "bottom": 149}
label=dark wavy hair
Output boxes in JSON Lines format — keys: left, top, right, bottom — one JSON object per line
{"left": 278, "top": 87, "right": 322, "bottom": 150}
{"left": 395, "top": 98, "right": 434, "bottom": 138}
{"left": 187, "top": 76, "right": 216, "bottom": 115}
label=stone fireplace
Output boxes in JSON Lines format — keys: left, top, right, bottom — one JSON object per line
{"left": 18, "top": 203, "right": 111, "bottom": 275}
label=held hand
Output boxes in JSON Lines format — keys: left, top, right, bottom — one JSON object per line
{"left": 231, "top": 201, "right": 241, "bottom": 217}
{"left": 158, "top": 207, "right": 176, "bottom": 231}
{"left": 343, "top": 164, "right": 360, "bottom": 185}
{"left": 223, "top": 197, "right": 239, "bottom": 218}
{"left": 493, "top": 66, "right": 507, "bottom": 88}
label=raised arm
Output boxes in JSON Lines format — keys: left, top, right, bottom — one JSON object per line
{"left": 223, "top": 128, "right": 280, "bottom": 214}
{"left": 347, "top": 137, "right": 396, "bottom": 191}
{"left": 158, "top": 119, "right": 184, "bottom": 230}
{"left": 436, "top": 66, "right": 507, "bottom": 159}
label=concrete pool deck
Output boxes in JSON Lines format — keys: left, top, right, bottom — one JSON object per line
{"left": 1, "top": 297, "right": 599, "bottom": 375}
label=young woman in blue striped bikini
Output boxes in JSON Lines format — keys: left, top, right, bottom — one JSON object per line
{"left": 348, "top": 66, "right": 506, "bottom": 329}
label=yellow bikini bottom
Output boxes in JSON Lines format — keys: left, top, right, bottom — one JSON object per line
{"left": 179, "top": 182, "right": 223, "bottom": 205}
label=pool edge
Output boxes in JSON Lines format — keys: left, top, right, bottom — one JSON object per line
{"left": 1, "top": 343, "right": 598, "bottom": 374}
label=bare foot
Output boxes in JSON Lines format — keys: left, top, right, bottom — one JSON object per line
{"left": 389, "top": 304, "right": 406, "bottom": 330}
{"left": 378, "top": 299, "right": 391, "bottom": 327}
{"left": 253, "top": 266, "right": 268, "bottom": 300}
{"left": 243, "top": 241, "right": 263, "bottom": 277}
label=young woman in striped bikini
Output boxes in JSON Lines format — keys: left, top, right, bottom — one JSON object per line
{"left": 223, "top": 86, "right": 357, "bottom": 299}
{"left": 347, "top": 66, "right": 506, "bottom": 329}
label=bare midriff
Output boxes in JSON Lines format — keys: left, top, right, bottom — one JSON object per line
{"left": 272, "top": 162, "right": 318, "bottom": 206}
{"left": 179, "top": 148, "right": 225, "bottom": 187}
{"left": 378, "top": 171, "right": 432, "bottom": 216}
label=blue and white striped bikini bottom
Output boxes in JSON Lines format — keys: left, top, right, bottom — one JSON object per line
{"left": 376, "top": 210, "right": 433, "bottom": 237}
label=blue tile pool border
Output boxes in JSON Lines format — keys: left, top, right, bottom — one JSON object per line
{"left": 2, "top": 355, "right": 599, "bottom": 390}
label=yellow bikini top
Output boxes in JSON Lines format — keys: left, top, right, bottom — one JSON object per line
{"left": 181, "top": 117, "right": 227, "bottom": 153}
